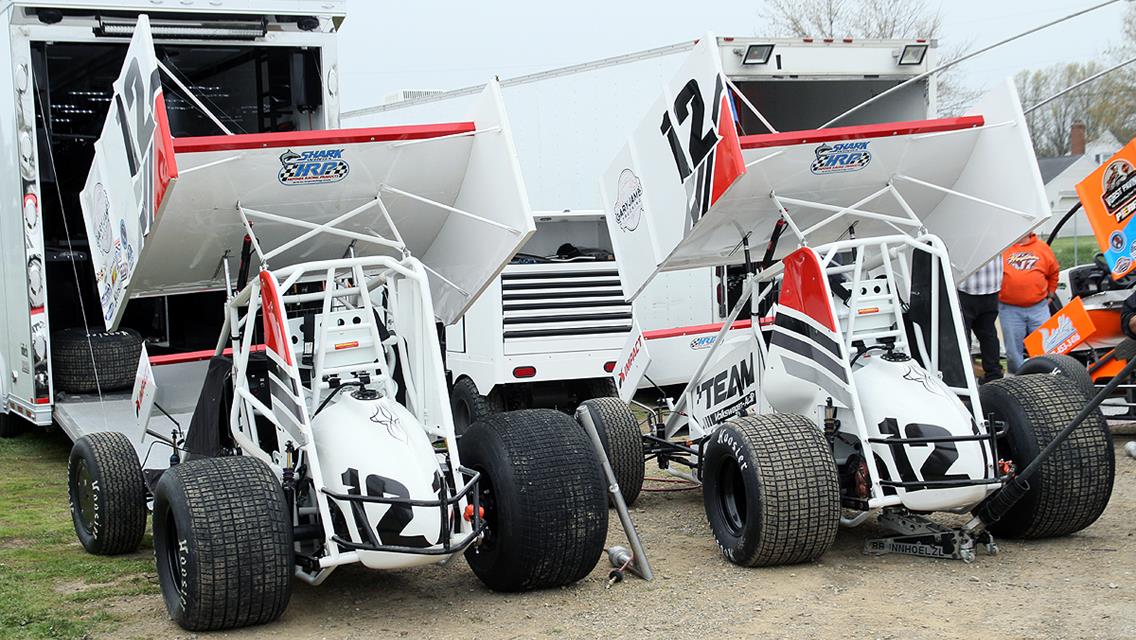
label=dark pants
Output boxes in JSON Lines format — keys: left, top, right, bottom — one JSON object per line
{"left": 958, "top": 291, "right": 1003, "bottom": 381}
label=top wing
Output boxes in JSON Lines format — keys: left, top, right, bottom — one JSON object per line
{"left": 602, "top": 36, "right": 1049, "bottom": 301}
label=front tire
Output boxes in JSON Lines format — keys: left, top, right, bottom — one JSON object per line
{"left": 153, "top": 456, "right": 293, "bottom": 631}
{"left": 68, "top": 432, "right": 147, "bottom": 555}
{"left": 577, "top": 397, "right": 644, "bottom": 506}
{"left": 980, "top": 375, "right": 1114, "bottom": 538}
{"left": 460, "top": 409, "right": 607, "bottom": 591}
{"left": 702, "top": 415, "right": 840, "bottom": 567}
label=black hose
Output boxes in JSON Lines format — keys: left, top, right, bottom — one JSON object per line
{"left": 1045, "top": 201, "right": 1083, "bottom": 246}
{"left": 313, "top": 381, "right": 365, "bottom": 417}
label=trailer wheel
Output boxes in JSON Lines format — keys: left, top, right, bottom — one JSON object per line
{"left": 702, "top": 414, "right": 840, "bottom": 567}
{"left": 582, "top": 377, "right": 618, "bottom": 399}
{"left": 52, "top": 328, "right": 144, "bottom": 394}
{"left": 153, "top": 456, "right": 293, "bottom": 631}
{"left": 450, "top": 377, "right": 502, "bottom": 436}
{"left": 0, "top": 413, "right": 22, "bottom": 438}
{"left": 68, "top": 432, "right": 147, "bottom": 555}
{"left": 980, "top": 375, "right": 1114, "bottom": 539}
{"left": 1018, "top": 354, "right": 1095, "bottom": 399}
{"left": 577, "top": 397, "right": 644, "bottom": 506}
{"left": 460, "top": 409, "right": 607, "bottom": 591}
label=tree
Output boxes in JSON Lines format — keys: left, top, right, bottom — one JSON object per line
{"left": 758, "top": 0, "right": 977, "bottom": 116}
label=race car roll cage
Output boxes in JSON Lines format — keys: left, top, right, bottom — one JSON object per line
{"left": 211, "top": 180, "right": 516, "bottom": 581}
{"left": 643, "top": 179, "right": 1013, "bottom": 509}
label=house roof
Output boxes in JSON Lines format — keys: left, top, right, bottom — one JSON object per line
{"left": 1037, "top": 155, "right": 1083, "bottom": 184}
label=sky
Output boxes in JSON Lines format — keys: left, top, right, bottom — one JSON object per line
{"left": 337, "top": 0, "right": 1128, "bottom": 112}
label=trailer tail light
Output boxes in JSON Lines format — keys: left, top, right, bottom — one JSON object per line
{"left": 603, "top": 361, "right": 616, "bottom": 373}
{"left": 513, "top": 366, "right": 536, "bottom": 379}
{"left": 803, "top": 37, "right": 814, "bottom": 43}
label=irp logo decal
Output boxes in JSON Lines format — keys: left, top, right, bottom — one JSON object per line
{"left": 614, "top": 169, "right": 644, "bottom": 231}
{"left": 278, "top": 149, "right": 350, "bottom": 185}
{"left": 810, "top": 141, "right": 871, "bottom": 175}
{"left": 690, "top": 335, "right": 716, "bottom": 350}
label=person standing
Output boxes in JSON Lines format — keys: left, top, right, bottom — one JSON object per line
{"left": 958, "top": 257, "right": 1003, "bottom": 383}
{"left": 999, "top": 233, "right": 1060, "bottom": 373}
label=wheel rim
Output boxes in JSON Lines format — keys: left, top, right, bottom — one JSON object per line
{"left": 161, "top": 512, "right": 187, "bottom": 603}
{"left": 473, "top": 467, "right": 499, "bottom": 550}
{"left": 74, "top": 459, "right": 96, "bottom": 533}
{"left": 717, "top": 457, "right": 748, "bottom": 536}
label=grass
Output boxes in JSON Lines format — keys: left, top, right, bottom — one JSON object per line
{"left": 1050, "top": 235, "right": 1101, "bottom": 270}
{"left": 0, "top": 429, "right": 157, "bottom": 640}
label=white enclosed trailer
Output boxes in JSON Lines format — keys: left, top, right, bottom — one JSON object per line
{"left": 343, "top": 36, "right": 939, "bottom": 391}
{"left": 0, "top": 0, "right": 348, "bottom": 439}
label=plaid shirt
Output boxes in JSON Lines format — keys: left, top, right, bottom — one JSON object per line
{"left": 958, "top": 257, "right": 1003, "bottom": 295}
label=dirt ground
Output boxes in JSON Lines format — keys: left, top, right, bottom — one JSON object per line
{"left": 103, "top": 437, "right": 1136, "bottom": 640}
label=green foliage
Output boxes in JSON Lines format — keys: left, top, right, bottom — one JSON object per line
{"left": 0, "top": 430, "right": 156, "bottom": 640}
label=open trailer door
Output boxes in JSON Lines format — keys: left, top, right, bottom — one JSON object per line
{"left": 602, "top": 36, "right": 1050, "bottom": 301}
{"left": 80, "top": 17, "right": 534, "bottom": 330}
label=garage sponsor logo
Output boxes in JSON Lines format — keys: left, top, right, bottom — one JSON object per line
{"left": 695, "top": 352, "right": 756, "bottom": 427}
{"left": 278, "top": 148, "right": 350, "bottom": 185}
{"left": 614, "top": 169, "right": 644, "bottom": 231}
{"left": 810, "top": 141, "right": 871, "bottom": 175}
{"left": 690, "top": 335, "right": 716, "bottom": 350}
{"left": 1102, "top": 158, "right": 1136, "bottom": 223}
{"left": 1114, "top": 255, "right": 1132, "bottom": 275}
{"left": 1040, "top": 314, "right": 1079, "bottom": 354}
{"left": 1111, "top": 230, "right": 1126, "bottom": 252}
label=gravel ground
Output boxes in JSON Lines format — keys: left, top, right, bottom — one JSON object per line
{"left": 106, "top": 435, "right": 1136, "bottom": 640}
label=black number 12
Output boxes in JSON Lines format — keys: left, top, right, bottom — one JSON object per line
{"left": 660, "top": 79, "right": 720, "bottom": 182}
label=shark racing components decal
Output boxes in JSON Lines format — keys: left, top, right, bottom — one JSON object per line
{"left": 278, "top": 148, "right": 350, "bottom": 185}
{"left": 810, "top": 141, "right": 872, "bottom": 175}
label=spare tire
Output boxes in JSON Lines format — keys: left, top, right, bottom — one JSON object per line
{"left": 52, "top": 328, "right": 144, "bottom": 393}
{"left": 1018, "top": 353, "right": 1095, "bottom": 399}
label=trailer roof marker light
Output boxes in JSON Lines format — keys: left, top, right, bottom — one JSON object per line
{"left": 742, "top": 44, "right": 774, "bottom": 65}
{"left": 513, "top": 366, "right": 537, "bottom": 379}
{"left": 603, "top": 361, "right": 616, "bottom": 373}
{"left": 897, "top": 44, "right": 928, "bottom": 66}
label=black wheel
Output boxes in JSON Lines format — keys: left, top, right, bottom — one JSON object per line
{"left": 450, "top": 377, "right": 502, "bottom": 436}
{"left": 68, "top": 432, "right": 147, "bottom": 555}
{"left": 577, "top": 397, "right": 644, "bottom": 506}
{"left": 0, "top": 412, "right": 23, "bottom": 438}
{"left": 581, "top": 377, "right": 618, "bottom": 400}
{"left": 460, "top": 409, "right": 607, "bottom": 591}
{"left": 52, "top": 328, "right": 144, "bottom": 393}
{"left": 153, "top": 456, "right": 293, "bottom": 631}
{"left": 1018, "top": 354, "right": 1095, "bottom": 399}
{"left": 980, "top": 375, "right": 1114, "bottom": 539}
{"left": 702, "top": 414, "right": 840, "bottom": 567}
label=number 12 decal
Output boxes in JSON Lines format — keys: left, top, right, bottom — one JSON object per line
{"left": 660, "top": 78, "right": 720, "bottom": 182}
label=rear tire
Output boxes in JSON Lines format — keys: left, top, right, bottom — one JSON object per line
{"left": 577, "top": 397, "right": 644, "bottom": 506}
{"left": 702, "top": 414, "right": 840, "bottom": 567}
{"left": 450, "top": 377, "right": 502, "bottom": 437}
{"left": 68, "top": 432, "right": 147, "bottom": 555}
{"left": 52, "top": 328, "right": 144, "bottom": 393}
{"left": 460, "top": 409, "right": 607, "bottom": 591}
{"left": 980, "top": 375, "right": 1114, "bottom": 538}
{"left": 1018, "top": 354, "right": 1095, "bottom": 399}
{"left": 153, "top": 456, "right": 293, "bottom": 631}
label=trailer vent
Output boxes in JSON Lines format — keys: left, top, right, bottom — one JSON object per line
{"left": 501, "top": 264, "right": 632, "bottom": 344}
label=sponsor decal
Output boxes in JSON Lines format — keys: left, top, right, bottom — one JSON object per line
{"left": 614, "top": 169, "right": 644, "bottom": 232}
{"left": 694, "top": 351, "right": 756, "bottom": 427}
{"left": 334, "top": 340, "right": 359, "bottom": 351}
{"left": 690, "top": 335, "right": 716, "bottom": 350}
{"left": 1040, "top": 314, "right": 1079, "bottom": 354}
{"left": 617, "top": 334, "right": 644, "bottom": 389}
{"left": 857, "top": 307, "right": 880, "bottom": 315}
{"left": 1102, "top": 158, "right": 1136, "bottom": 222}
{"left": 810, "top": 141, "right": 872, "bottom": 175}
{"left": 1114, "top": 255, "right": 1132, "bottom": 275}
{"left": 93, "top": 184, "right": 113, "bottom": 255}
{"left": 1111, "top": 230, "right": 1126, "bottom": 252}
{"left": 1007, "top": 251, "right": 1039, "bottom": 271}
{"left": 278, "top": 148, "right": 350, "bottom": 185}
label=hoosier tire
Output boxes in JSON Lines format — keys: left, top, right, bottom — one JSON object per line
{"left": 460, "top": 409, "right": 607, "bottom": 591}
{"left": 450, "top": 377, "right": 502, "bottom": 436}
{"left": 68, "top": 432, "right": 147, "bottom": 555}
{"left": 702, "top": 414, "right": 840, "bottom": 567}
{"left": 1018, "top": 354, "right": 1095, "bottom": 399}
{"left": 577, "top": 397, "right": 644, "bottom": 506}
{"left": 980, "top": 375, "right": 1114, "bottom": 539}
{"left": 52, "top": 328, "right": 144, "bottom": 393}
{"left": 153, "top": 456, "right": 293, "bottom": 631}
